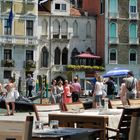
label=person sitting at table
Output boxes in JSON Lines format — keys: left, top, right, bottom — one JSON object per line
{"left": 92, "top": 75, "right": 104, "bottom": 108}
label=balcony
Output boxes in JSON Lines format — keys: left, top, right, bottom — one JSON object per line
{"left": 0, "top": 35, "right": 38, "bottom": 45}
{"left": 129, "top": 37, "right": 139, "bottom": 45}
{"left": 24, "top": 60, "right": 36, "bottom": 71}
{"left": 1, "top": 59, "right": 15, "bottom": 67}
{"left": 109, "top": 37, "right": 119, "bottom": 44}
{"left": 129, "top": 12, "right": 139, "bottom": 20}
{"left": 109, "top": 12, "right": 119, "bottom": 19}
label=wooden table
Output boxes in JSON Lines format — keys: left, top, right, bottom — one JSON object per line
{"left": 32, "top": 127, "right": 101, "bottom": 140}
{"left": 48, "top": 109, "right": 122, "bottom": 140}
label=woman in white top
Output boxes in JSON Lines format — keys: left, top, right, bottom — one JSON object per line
{"left": 93, "top": 75, "right": 104, "bottom": 108}
{"left": 4, "top": 83, "right": 15, "bottom": 116}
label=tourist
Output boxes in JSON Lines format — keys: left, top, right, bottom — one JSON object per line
{"left": 62, "top": 80, "right": 72, "bottom": 104}
{"left": 92, "top": 75, "right": 104, "bottom": 108}
{"left": 123, "top": 71, "right": 138, "bottom": 99}
{"left": 71, "top": 76, "right": 81, "bottom": 102}
{"left": 4, "top": 83, "right": 15, "bottom": 116}
{"left": 49, "top": 79, "right": 57, "bottom": 104}
{"left": 119, "top": 79, "right": 127, "bottom": 106}
{"left": 104, "top": 76, "right": 116, "bottom": 99}
{"left": 56, "top": 80, "right": 64, "bottom": 103}
{"left": 26, "top": 74, "right": 34, "bottom": 97}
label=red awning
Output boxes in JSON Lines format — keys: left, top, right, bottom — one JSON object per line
{"left": 75, "top": 53, "right": 101, "bottom": 59}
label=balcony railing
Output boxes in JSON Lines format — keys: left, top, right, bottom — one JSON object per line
{"left": 129, "top": 12, "right": 139, "bottom": 20}
{"left": 24, "top": 60, "right": 36, "bottom": 71}
{"left": 109, "top": 37, "right": 119, "bottom": 44}
{"left": 1, "top": 59, "right": 15, "bottom": 67}
{"left": 0, "top": 35, "right": 38, "bottom": 45}
{"left": 109, "top": 12, "right": 119, "bottom": 19}
{"left": 129, "top": 37, "right": 139, "bottom": 45}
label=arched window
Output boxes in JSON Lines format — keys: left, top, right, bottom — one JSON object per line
{"left": 41, "top": 47, "right": 48, "bottom": 67}
{"left": 62, "top": 48, "right": 68, "bottom": 65}
{"left": 61, "top": 20, "right": 68, "bottom": 38}
{"left": 109, "top": 22, "right": 117, "bottom": 37}
{"left": 73, "top": 20, "right": 78, "bottom": 37}
{"left": 71, "top": 48, "right": 79, "bottom": 64}
{"left": 129, "top": 0, "right": 137, "bottom": 13}
{"left": 109, "top": 0, "right": 118, "bottom": 13}
{"left": 53, "top": 19, "right": 60, "bottom": 38}
{"left": 129, "top": 23, "right": 137, "bottom": 38}
{"left": 41, "top": 19, "right": 48, "bottom": 36}
{"left": 54, "top": 47, "right": 60, "bottom": 64}
{"left": 129, "top": 49, "right": 137, "bottom": 64}
{"left": 109, "top": 49, "right": 117, "bottom": 64}
{"left": 86, "top": 21, "right": 91, "bottom": 38}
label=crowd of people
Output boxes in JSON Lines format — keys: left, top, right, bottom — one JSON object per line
{"left": 92, "top": 71, "right": 140, "bottom": 108}
{"left": 49, "top": 76, "right": 81, "bottom": 110}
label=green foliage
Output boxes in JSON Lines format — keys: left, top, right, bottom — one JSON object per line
{"left": 66, "top": 65, "right": 105, "bottom": 71}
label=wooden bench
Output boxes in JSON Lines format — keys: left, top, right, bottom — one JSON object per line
{"left": 49, "top": 113, "right": 108, "bottom": 140}
{"left": 0, "top": 116, "right": 33, "bottom": 140}
{"left": 33, "top": 104, "right": 61, "bottom": 124}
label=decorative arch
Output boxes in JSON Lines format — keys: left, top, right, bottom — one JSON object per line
{"left": 53, "top": 19, "right": 60, "bottom": 38}
{"left": 86, "top": 21, "right": 91, "bottom": 37}
{"left": 71, "top": 48, "right": 79, "bottom": 64}
{"left": 73, "top": 20, "right": 78, "bottom": 37}
{"left": 41, "top": 19, "right": 48, "bottom": 36}
{"left": 61, "top": 20, "right": 68, "bottom": 38}
{"left": 109, "top": 48, "right": 117, "bottom": 64}
{"left": 54, "top": 47, "right": 61, "bottom": 65}
{"left": 41, "top": 46, "right": 49, "bottom": 67}
{"left": 129, "top": 49, "right": 137, "bottom": 64}
{"left": 62, "top": 47, "right": 68, "bottom": 65}
{"left": 109, "top": 22, "right": 117, "bottom": 37}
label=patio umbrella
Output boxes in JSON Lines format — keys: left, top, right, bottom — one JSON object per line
{"left": 103, "top": 67, "right": 130, "bottom": 78}
{"left": 75, "top": 52, "right": 101, "bottom": 59}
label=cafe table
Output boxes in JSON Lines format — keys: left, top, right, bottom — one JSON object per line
{"left": 32, "top": 127, "right": 101, "bottom": 140}
{"left": 48, "top": 108, "right": 123, "bottom": 140}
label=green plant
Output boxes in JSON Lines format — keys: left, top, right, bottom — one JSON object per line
{"left": 66, "top": 65, "right": 105, "bottom": 72}
{"left": 25, "top": 60, "right": 36, "bottom": 71}
{"left": 4, "top": 59, "right": 14, "bottom": 67}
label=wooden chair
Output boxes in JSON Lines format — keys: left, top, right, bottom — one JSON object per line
{"left": 129, "top": 112, "right": 140, "bottom": 140}
{"left": 127, "top": 99, "right": 140, "bottom": 107}
{"left": 33, "top": 104, "right": 61, "bottom": 124}
{"left": 106, "top": 107, "right": 140, "bottom": 140}
{"left": 0, "top": 116, "right": 33, "bottom": 140}
{"left": 64, "top": 102, "right": 85, "bottom": 112}
{"left": 108, "top": 99, "right": 124, "bottom": 109}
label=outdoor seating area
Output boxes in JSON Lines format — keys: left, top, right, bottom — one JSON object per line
{"left": 0, "top": 98, "right": 140, "bottom": 140}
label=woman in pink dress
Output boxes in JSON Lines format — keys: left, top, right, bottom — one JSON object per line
{"left": 62, "top": 80, "right": 72, "bottom": 104}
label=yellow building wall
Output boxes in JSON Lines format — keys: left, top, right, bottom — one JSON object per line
{"left": 14, "top": 2, "right": 24, "bottom": 14}
{"left": 25, "top": 4, "right": 35, "bottom": 13}
{"left": 14, "top": 20, "right": 25, "bottom": 36}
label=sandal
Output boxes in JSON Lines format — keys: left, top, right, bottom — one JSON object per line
{"left": 10, "top": 113, "right": 14, "bottom": 115}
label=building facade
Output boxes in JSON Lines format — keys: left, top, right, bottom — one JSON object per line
{"left": 0, "top": 0, "right": 38, "bottom": 93}
{"left": 105, "top": 0, "right": 140, "bottom": 79}
{"left": 37, "top": 0, "right": 97, "bottom": 90}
